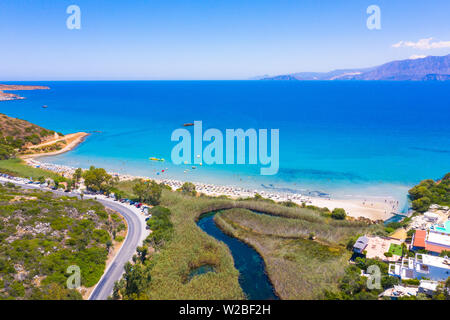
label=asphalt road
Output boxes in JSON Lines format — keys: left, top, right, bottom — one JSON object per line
{"left": 88, "top": 199, "right": 143, "bottom": 300}
{"left": 0, "top": 179, "right": 144, "bottom": 300}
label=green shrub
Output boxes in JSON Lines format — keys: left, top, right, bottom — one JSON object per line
{"left": 402, "top": 279, "right": 420, "bottom": 286}
{"left": 331, "top": 208, "right": 347, "bottom": 220}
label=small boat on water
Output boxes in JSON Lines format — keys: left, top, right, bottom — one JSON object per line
{"left": 183, "top": 123, "right": 194, "bottom": 127}
{"left": 149, "top": 157, "right": 165, "bottom": 162}
{"left": 42, "top": 105, "right": 48, "bottom": 108}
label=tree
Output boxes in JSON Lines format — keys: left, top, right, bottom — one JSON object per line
{"left": 146, "top": 206, "right": 173, "bottom": 247}
{"left": 346, "top": 235, "right": 359, "bottom": 251}
{"left": 180, "top": 182, "right": 196, "bottom": 196}
{"left": 106, "top": 240, "right": 113, "bottom": 253}
{"left": 112, "top": 280, "right": 123, "bottom": 300}
{"left": 66, "top": 179, "right": 74, "bottom": 191}
{"left": 82, "top": 166, "right": 113, "bottom": 193}
{"left": 110, "top": 188, "right": 124, "bottom": 201}
{"left": 0, "top": 143, "right": 15, "bottom": 160}
{"left": 331, "top": 208, "right": 347, "bottom": 220}
{"left": 412, "top": 197, "right": 431, "bottom": 213}
{"left": 408, "top": 174, "right": 450, "bottom": 213}
{"left": 401, "top": 243, "right": 408, "bottom": 257}
{"left": 445, "top": 277, "right": 450, "bottom": 300}
{"left": 132, "top": 180, "right": 162, "bottom": 205}
{"left": 136, "top": 246, "right": 148, "bottom": 263}
{"left": 439, "top": 250, "right": 450, "bottom": 257}
{"left": 123, "top": 262, "right": 151, "bottom": 297}
{"left": 73, "top": 168, "right": 83, "bottom": 188}
{"left": 41, "top": 283, "right": 82, "bottom": 300}
{"left": 133, "top": 180, "right": 148, "bottom": 201}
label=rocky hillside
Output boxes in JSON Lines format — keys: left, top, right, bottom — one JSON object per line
{"left": 0, "top": 113, "right": 63, "bottom": 159}
{"left": 0, "top": 183, "right": 126, "bottom": 299}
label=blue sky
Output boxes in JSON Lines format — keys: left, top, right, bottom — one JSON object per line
{"left": 0, "top": 0, "right": 449, "bottom": 80}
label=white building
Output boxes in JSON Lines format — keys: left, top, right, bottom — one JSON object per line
{"left": 379, "top": 285, "right": 418, "bottom": 299}
{"left": 424, "top": 211, "right": 439, "bottom": 223}
{"left": 389, "top": 253, "right": 450, "bottom": 281}
{"left": 418, "top": 280, "right": 440, "bottom": 296}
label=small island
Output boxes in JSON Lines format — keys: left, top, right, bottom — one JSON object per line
{"left": 0, "top": 84, "right": 50, "bottom": 101}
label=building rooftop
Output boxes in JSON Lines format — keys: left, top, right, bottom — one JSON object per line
{"left": 417, "top": 254, "right": 450, "bottom": 269}
{"left": 424, "top": 211, "right": 439, "bottom": 219}
{"left": 425, "top": 243, "right": 449, "bottom": 254}
{"left": 427, "top": 231, "right": 450, "bottom": 247}
{"left": 419, "top": 280, "right": 439, "bottom": 292}
{"left": 380, "top": 285, "right": 418, "bottom": 298}
{"left": 364, "top": 236, "right": 403, "bottom": 262}
{"left": 412, "top": 230, "right": 426, "bottom": 248}
{"left": 354, "top": 236, "right": 369, "bottom": 251}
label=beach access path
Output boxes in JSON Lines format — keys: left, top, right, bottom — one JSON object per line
{"left": 21, "top": 132, "right": 90, "bottom": 159}
{"left": 0, "top": 176, "right": 149, "bottom": 300}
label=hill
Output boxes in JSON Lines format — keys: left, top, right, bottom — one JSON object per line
{"left": 0, "top": 183, "right": 126, "bottom": 299}
{"left": 0, "top": 113, "right": 63, "bottom": 159}
{"left": 408, "top": 173, "right": 450, "bottom": 212}
{"left": 260, "top": 54, "right": 450, "bottom": 81}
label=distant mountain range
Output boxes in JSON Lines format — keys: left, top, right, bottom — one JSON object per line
{"left": 258, "top": 54, "right": 450, "bottom": 81}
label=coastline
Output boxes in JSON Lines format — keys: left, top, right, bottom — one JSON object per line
{"left": 21, "top": 132, "right": 400, "bottom": 221}
{"left": 20, "top": 132, "right": 90, "bottom": 159}
{"left": 0, "top": 84, "right": 50, "bottom": 101}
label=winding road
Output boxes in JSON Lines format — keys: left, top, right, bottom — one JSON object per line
{"left": 88, "top": 199, "right": 144, "bottom": 300}
{"left": 0, "top": 177, "right": 147, "bottom": 300}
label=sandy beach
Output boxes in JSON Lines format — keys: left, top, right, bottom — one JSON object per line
{"left": 24, "top": 155, "right": 400, "bottom": 222}
{"left": 18, "top": 129, "right": 400, "bottom": 222}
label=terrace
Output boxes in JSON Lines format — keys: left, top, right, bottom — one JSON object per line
{"left": 364, "top": 235, "right": 403, "bottom": 262}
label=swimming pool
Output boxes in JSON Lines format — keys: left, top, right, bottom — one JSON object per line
{"left": 431, "top": 220, "right": 450, "bottom": 234}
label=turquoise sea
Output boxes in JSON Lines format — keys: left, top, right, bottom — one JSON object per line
{"left": 2, "top": 81, "right": 450, "bottom": 209}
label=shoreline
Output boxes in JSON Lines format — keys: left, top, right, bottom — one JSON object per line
{"left": 0, "top": 84, "right": 50, "bottom": 101}
{"left": 19, "top": 131, "right": 400, "bottom": 222}
{"left": 24, "top": 159, "right": 401, "bottom": 222}
{"left": 20, "top": 132, "right": 90, "bottom": 159}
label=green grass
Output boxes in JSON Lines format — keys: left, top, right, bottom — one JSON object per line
{"left": 139, "top": 191, "right": 245, "bottom": 299}
{"left": 0, "top": 158, "right": 61, "bottom": 180}
{"left": 214, "top": 208, "right": 353, "bottom": 299}
{"left": 128, "top": 192, "right": 384, "bottom": 300}
{"left": 115, "top": 179, "right": 141, "bottom": 198}
{"left": 388, "top": 243, "right": 403, "bottom": 256}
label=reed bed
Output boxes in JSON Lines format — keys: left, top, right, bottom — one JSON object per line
{"left": 215, "top": 208, "right": 357, "bottom": 299}
{"left": 141, "top": 192, "right": 382, "bottom": 299}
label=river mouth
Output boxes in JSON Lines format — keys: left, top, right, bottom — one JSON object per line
{"left": 197, "top": 211, "right": 279, "bottom": 300}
